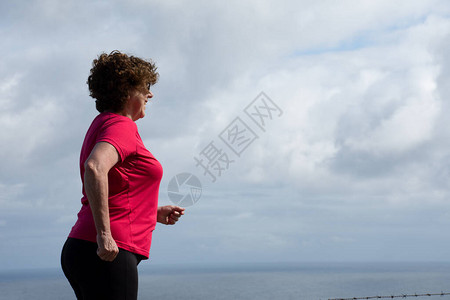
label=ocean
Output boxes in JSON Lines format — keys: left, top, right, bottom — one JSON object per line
{"left": 0, "top": 262, "right": 449, "bottom": 300}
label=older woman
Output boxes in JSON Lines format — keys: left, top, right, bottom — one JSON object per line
{"left": 61, "top": 51, "right": 184, "bottom": 300}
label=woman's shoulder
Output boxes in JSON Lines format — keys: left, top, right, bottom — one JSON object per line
{"left": 96, "top": 112, "right": 137, "bottom": 130}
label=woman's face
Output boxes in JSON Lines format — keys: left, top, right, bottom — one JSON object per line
{"left": 126, "top": 88, "right": 154, "bottom": 121}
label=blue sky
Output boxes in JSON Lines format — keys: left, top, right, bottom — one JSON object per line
{"left": 1, "top": 0, "right": 450, "bottom": 271}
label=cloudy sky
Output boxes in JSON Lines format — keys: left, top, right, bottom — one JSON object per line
{"left": 2, "top": 0, "right": 450, "bottom": 271}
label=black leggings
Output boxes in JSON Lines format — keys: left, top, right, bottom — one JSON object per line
{"left": 61, "top": 238, "right": 143, "bottom": 300}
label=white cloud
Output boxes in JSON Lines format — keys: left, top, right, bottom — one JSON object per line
{"left": 2, "top": 0, "right": 450, "bottom": 269}
{"left": 0, "top": 183, "right": 27, "bottom": 208}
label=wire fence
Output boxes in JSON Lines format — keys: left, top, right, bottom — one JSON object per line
{"left": 329, "top": 292, "right": 450, "bottom": 300}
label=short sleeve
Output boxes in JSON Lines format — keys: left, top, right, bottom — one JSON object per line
{"left": 96, "top": 117, "right": 137, "bottom": 162}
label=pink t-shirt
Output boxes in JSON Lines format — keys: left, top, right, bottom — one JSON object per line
{"left": 68, "top": 112, "right": 163, "bottom": 258}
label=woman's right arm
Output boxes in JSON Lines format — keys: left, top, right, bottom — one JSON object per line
{"left": 84, "top": 142, "right": 120, "bottom": 262}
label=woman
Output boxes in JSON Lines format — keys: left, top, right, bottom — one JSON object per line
{"left": 61, "top": 51, "right": 185, "bottom": 300}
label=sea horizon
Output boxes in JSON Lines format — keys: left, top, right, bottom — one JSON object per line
{"left": 1, "top": 261, "right": 450, "bottom": 300}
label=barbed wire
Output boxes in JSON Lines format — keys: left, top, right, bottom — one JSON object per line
{"left": 328, "top": 291, "right": 450, "bottom": 300}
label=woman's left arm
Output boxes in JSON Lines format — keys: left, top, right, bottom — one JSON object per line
{"left": 157, "top": 205, "right": 185, "bottom": 225}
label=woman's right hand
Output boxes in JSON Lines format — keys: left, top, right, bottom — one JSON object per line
{"left": 96, "top": 232, "right": 119, "bottom": 261}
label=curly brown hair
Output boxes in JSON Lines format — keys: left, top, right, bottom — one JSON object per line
{"left": 87, "top": 51, "right": 159, "bottom": 113}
